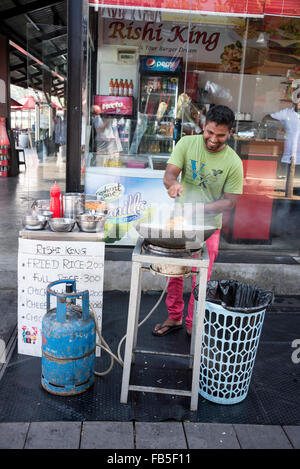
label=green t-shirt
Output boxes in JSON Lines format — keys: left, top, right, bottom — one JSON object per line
{"left": 167, "top": 135, "right": 244, "bottom": 229}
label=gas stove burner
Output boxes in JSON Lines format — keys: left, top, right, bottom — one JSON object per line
{"left": 142, "top": 241, "right": 203, "bottom": 277}
{"left": 142, "top": 241, "right": 202, "bottom": 258}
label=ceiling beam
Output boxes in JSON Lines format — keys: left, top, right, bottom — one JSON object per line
{"left": 45, "top": 48, "right": 67, "bottom": 59}
{"left": 1, "top": 0, "right": 63, "bottom": 20}
{"left": 28, "top": 28, "right": 67, "bottom": 45}
{"left": 10, "top": 62, "right": 26, "bottom": 72}
{"left": 51, "top": 4, "right": 66, "bottom": 26}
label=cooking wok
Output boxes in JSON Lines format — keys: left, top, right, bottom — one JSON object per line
{"left": 134, "top": 221, "right": 216, "bottom": 249}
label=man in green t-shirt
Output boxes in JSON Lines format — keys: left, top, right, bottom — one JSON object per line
{"left": 153, "top": 105, "right": 243, "bottom": 337}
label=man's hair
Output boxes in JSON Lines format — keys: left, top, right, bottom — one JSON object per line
{"left": 206, "top": 105, "right": 235, "bottom": 130}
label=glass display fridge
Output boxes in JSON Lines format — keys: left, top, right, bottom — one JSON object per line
{"left": 129, "top": 56, "right": 182, "bottom": 167}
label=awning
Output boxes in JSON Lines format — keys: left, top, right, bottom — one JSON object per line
{"left": 51, "top": 100, "right": 63, "bottom": 111}
{"left": 10, "top": 98, "right": 23, "bottom": 110}
{"left": 20, "top": 95, "right": 37, "bottom": 110}
{"left": 89, "top": 0, "right": 300, "bottom": 17}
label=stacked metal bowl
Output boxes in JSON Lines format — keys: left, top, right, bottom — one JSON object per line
{"left": 49, "top": 218, "right": 76, "bottom": 232}
{"left": 76, "top": 213, "right": 106, "bottom": 233}
{"left": 23, "top": 214, "right": 48, "bottom": 230}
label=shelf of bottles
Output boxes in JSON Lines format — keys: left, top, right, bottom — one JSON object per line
{"left": 0, "top": 118, "right": 11, "bottom": 177}
{"left": 138, "top": 75, "right": 178, "bottom": 157}
{"left": 109, "top": 78, "right": 134, "bottom": 97}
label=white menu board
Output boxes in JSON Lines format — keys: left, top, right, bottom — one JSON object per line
{"left": 18, "top": 238, "right": 105, "bottom": 357}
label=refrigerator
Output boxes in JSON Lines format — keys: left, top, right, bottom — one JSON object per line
{"left": 134, "top": 56, "right": 182, "bottom": 157}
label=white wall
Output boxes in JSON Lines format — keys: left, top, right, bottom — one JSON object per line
{"left": 97, "top": 44, "right": 139, "bottom": 98}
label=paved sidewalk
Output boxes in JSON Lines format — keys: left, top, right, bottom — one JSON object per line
{"left": 0, "top": 151, "right": 299, "bottom": 451}
{"left": 0, "top": 421, "right": 299, "bottom": 449}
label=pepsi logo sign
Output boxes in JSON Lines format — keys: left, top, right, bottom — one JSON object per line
{"left": 144, "top": 57, "right": 180, "bottom": 71}
{"left": 157, "top": 60, "right": 179, "bottom": 70}
{"left": 146, "top": 58, "right": 155, "bottom": 68}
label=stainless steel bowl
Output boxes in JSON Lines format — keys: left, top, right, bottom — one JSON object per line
{"left": 36, "top": 210, "right": 53, "bottom": 221}
{"left": 23, "top": 214, "right": 47, "bottom": 230}
{"left": 49, "top": 218, "right": 75, "bottom": 232}
{"left": 76, "top": 213, "right": 106, "bottom": 233}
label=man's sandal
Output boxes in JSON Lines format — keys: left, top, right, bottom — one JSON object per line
{"left": 152, "top": 324, "right": 183, "bottom": 337}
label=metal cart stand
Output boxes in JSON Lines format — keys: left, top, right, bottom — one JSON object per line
{"left": 120, "top": 237, "right": 209, "bottom": 411}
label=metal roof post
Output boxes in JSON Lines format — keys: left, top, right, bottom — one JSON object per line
{"left": 66, "top": 0, "right": 84, "bottom": 192}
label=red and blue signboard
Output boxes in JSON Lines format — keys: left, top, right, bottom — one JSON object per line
{"left": 141, "top": 56, "right": 181, "bottom": 73}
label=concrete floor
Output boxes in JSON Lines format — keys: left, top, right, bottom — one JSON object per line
{"left": 0, "top": 148, "right": 300, "bottom": 450}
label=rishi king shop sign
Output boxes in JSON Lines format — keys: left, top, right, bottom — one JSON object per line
{"left": 103, "top": 19, "right": 230, "bottom": 63}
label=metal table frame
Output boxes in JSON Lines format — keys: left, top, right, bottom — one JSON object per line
{"left": 120, "top": 237, "right": 209, "bottom": 411}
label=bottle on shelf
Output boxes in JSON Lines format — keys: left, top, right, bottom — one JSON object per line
{"left": 49, "top": 181, "right": 62, "bottom": 218}
{"left": 119, "top": 79, "right": 124, "bottom": 97}
{"left": 128, "top": 80, "right": 134, "bottom": 97}
{"left": 124, "top": 79, "right": 129, "bottom": 97}
{"left": 114, "top": 79, "right": 119, "bottom": 97}
{"left": 109, "top": 78, "right": 114, "bottom": 96}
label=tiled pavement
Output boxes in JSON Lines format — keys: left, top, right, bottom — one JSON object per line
{"left": 0, "top": 421, "right": 299, "bottom": 449}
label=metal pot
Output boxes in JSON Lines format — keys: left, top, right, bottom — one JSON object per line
{"left": 62, "top": 193, "right": 85, "bottom": 219}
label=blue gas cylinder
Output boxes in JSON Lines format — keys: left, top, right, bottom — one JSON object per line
{"left": 41, "top": 280, "right": 96, "bottom": 396}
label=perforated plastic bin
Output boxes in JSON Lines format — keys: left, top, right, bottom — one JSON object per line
{"left": 193, "top": 280, "right": 274, "bottom": 405}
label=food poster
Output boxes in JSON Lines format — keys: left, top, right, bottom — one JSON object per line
{"left": 263, "top": 17, "right": 300, "bottom": 69}
{"left": 85, "top": 170, "right": 171, "bottom": 245}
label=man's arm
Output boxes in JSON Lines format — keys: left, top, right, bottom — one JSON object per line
{"left": 262, "top": 114, "right": 278, "bottom": 123}
{"left": 164, "top": 164, "right": 184, "bottom": 198}
{"left": 204, "top": 193, "right": 239, "bottom": 213}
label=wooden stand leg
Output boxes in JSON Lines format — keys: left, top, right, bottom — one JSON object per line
{"left": 190, "top": 266, "right": 207, "bottom": 411}
{"left": 120, "top": 261, "right": 142, "bottom": 404}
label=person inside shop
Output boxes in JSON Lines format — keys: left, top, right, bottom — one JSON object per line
{"left": 152, "top": 104, "right": 244, "bottom": 337}
{"left": 90, "top": 104, "right": 122, "bottom": 165}
{"left": 262, "top": 95, "right": 300, "bottom": 168}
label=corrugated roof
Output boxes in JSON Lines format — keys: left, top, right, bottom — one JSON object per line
{"left": 0, "top": 0, "right": 67, "bottom": 99}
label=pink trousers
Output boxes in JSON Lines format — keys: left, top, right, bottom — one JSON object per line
{"left": 165, "top": 229, "right": 220, "bottom": 331}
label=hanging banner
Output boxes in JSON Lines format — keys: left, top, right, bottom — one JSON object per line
{"left": 89, "top": 0, "right": 300, "bottom": 17}
{"left": 264, "top": 0, "right": 300, "bottom": 17}
{"left": 89, "top": 0, "right": 265, "bottom": 17}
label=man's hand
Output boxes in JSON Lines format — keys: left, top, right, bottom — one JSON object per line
{"left": 164, "top": 164, "right": 183, "bottom": 198}
{"left": 168, "top": 181, "right": 184, "bottom": 198}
